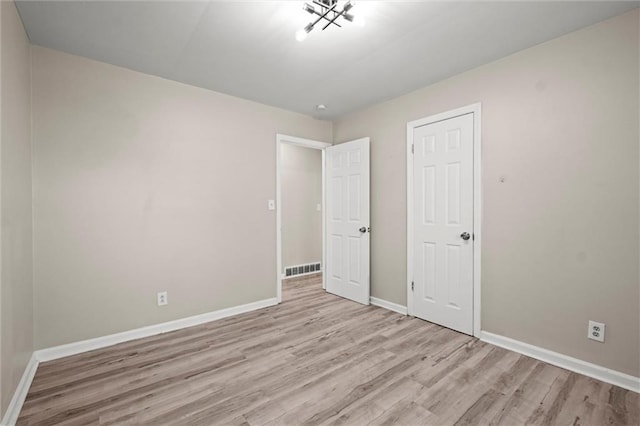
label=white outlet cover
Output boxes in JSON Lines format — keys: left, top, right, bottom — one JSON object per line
{"left": 157, "top": 291, "right": 168, "bottom": 306}
{"left": 268, "top": 200, "right": 275, "bottom": 210}
{"left": 588, "top": 320, "right": 605, "bottom": 342}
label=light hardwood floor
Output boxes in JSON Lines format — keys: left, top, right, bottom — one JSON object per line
{"left": 18, "top": 273, "right": 639, "bottom": 425}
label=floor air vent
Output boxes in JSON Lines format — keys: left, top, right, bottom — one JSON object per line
{"left": 284, "top": 262, "right": 322, "bottom": 278}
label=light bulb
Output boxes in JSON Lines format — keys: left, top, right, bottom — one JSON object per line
{"left": 296, "top": 23, "right": 314, "bottom": 42}
{"left": 296, "top": 29, "right": 308, "bottom": 42}
{"left": 343, "top": 0, "right": 354, "bottom": 12}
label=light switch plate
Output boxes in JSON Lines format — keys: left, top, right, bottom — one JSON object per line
{"left": 268, "top": 200, "right": 275, "bottom": 210}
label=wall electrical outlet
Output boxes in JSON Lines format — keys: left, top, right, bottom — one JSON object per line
{"left": 588, "top": 320, "right": 605, "bottom": 342}
{"left": 157, "top": 291, "right": 168, "bottom": 306}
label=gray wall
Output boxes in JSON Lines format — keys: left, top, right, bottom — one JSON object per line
{"left": 333, "top": 10, "right": 640, "bottom": 377}
{"left": 32, "top": 46, "right": 332, "bottom": 349}
{"left": 281, "top": 144, "right": 322, "bottom": 270}
{"left": 0, "top": 0, "right": 34, "bottom": 416}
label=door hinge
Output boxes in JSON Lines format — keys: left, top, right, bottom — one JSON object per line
{"left": 411, "top": 281, "right": 414, "bottom": 291}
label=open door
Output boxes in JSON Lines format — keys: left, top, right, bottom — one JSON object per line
{"left": 325, "top": 138, "right": 370, "bottom": 305}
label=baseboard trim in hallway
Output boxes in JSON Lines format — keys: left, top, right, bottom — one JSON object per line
{"left": 370, "top": 296, "right": 408, "bottom": 315}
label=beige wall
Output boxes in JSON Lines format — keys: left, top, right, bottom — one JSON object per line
{"left": 0, "top": 0, "right": 34, "bottom": 416}
{"left": 333, "top": 10, "right": 640, "bottom": 376}
{"left": 2, "top": 6, "right": 637, "bottom": 410}
{"left": 281, "top": 144, "right": 322, "bottom": 270}
{"left": 32, "top": 46, "right": 332, "bottom": 349}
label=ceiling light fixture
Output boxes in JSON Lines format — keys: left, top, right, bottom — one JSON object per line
{"left": 296, "top": 0, "right": 362, "bottom": 41}
{"left": 342, "top": 12, "right": 365, "bottom": 27}
{"left": 296, "top": 23, "right": 314, "bottom": 41}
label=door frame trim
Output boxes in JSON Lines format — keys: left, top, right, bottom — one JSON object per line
{"left": 276, "top": 134, "right": 331, "bottom": 303}
{"left": 406, "top": 103, "right": 482, "bottom": 337}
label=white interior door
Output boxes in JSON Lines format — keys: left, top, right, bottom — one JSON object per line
{"left": 413, "top": 113, "right": 474, "bottom": 334}
{"left": 325, "top": 138, "right": 370, "bottom": 305}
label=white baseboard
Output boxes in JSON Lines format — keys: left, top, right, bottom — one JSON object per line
{"left": 1, "top": 297, "right": 278, "bottom": 424}
{"left": 4, "top": 307, "right": 636, "bottom": 425}
{"left": 1, "top": 353, "right": 39, "bottom": 426}
{"left": 36, "top": 297, "right": 278, "bottom": 362}
{"left": 480, "top": 331, "right": 640, "bottom": 393}
{"left": 370, "top": 297, "right": 408, "bottom": 315}
{"left": 0, "top": 297, "right": 277, "bottom": 424}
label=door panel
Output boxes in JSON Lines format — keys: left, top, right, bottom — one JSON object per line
{"left": 413, "top": 114, "right": 474, "bottom": 334}
{"left": 325, "top": 138, "right": 370, "bottom": 305}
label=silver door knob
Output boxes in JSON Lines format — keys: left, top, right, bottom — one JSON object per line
{"left": 359, "top": 227, "right": 367, "bottom": 233}
{"left": 460, "top": 232, "right": 471, "bottom": 241}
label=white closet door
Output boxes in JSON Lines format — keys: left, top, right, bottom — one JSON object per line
{"left": 413, "top": 114, "right": 474, "bottom": 334}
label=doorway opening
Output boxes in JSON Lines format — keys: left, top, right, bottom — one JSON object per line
{"left": 276, "top": 134, "right": 331, "bottom": 303}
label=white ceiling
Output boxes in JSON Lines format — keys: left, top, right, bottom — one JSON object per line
{"left": 15, "top": 1, "right": 639, "bottom": 119}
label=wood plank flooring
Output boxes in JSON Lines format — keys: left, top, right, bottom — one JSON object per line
{"left": 18, "top": 273, "right": 639, "bottom": 425}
